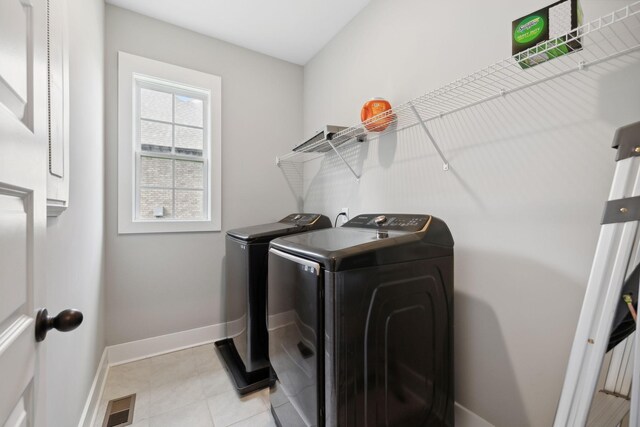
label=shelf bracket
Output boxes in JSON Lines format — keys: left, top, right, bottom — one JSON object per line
{"left": 326, "top": 139, "right": 360, "bottom": 181}
{"left": 410, "top": 103, "right": 450, "bottom": 171}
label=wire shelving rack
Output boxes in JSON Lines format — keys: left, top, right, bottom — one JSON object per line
{"left": 276, "top": 1, "right": 640, "bottom": 180}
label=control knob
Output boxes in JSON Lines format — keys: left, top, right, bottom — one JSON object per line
{"left": 374, "top": 215, "right": 388, "bottom": 239}
{"left": 374, "top": 215, "right": 387, "bottom": 226}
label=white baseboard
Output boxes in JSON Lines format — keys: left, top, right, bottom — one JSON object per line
{"left": 107, "top": 323, "right": 227, "bottom": 366}
{"left": 77, "top": 349, "right": 109, "bottom": 427}
{"left": 455, "top": 402, "right": 495, "bottom": 427}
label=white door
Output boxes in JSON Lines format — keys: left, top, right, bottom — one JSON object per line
{"left": 0, "top": 0, "right": 48, "bottom": 426}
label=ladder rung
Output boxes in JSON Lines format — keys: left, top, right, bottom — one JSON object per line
{"left": 586, "top": 391, "right": 630, "bottom": 427}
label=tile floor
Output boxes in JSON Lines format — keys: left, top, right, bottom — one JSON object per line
{"left": 94, "top": 344, "right": 276, "bottom": 427}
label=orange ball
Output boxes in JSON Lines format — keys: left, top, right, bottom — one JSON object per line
{"left": 361, "top": 98, "right": 394, "bottom": 132}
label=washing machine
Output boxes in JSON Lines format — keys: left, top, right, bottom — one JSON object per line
{"left": 267, "top": 213, "right": 454, "bottom": 426}
{"left": 215, "top": 213, "right": 332, "bottom": 395}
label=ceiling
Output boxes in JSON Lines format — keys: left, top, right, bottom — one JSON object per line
{"left": 105, "top": 0, "right": 371, "bottom": 65}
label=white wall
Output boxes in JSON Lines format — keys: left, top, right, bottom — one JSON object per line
{"left": 45, "top": 0, "right": 105, "bottom": 425}
{"left": 104, "top": 6, "right": 301, "bottom": 345}
{"left": 302, "top": 0, "right": 640, "bottom": 426}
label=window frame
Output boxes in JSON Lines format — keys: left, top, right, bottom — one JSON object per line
{"left": 118, "top": 51, "right": 221, "bottom": 234}
{"left": 134, "top": 78, "right": 210, "bottom": 222}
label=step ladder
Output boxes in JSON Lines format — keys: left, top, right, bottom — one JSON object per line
{"left": 555, "top": 121, "right": 640, "bottom": 427}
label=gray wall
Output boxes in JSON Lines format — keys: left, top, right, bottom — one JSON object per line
{"left": 302, "top": 0, "right": 640, "bottom": 425}
{"left": 105, "top": 6, "right": 301, "bottom": 345}
{"left": 45, "top": 0, "right": 105, "bottom": 425}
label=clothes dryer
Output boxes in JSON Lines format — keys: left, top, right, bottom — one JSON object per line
{"left": 267, "top": 214, "right": 454, "bottom": 426}
{"left": 216, "top": 213, "right": 331, "bottom": 395}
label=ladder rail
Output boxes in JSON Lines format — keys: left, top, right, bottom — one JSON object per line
{"left": 555, "top": 155, "right": 640, "bottom": 427}
{"left": 631, "top": 323, "right": 640, "bottom": 426}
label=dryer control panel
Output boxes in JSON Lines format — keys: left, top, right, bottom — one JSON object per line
{"left": 280, "top": 213, "right": 323, "bottom": 226}
{"left": 343, "top": 214, "right": 430, "bottom": 232}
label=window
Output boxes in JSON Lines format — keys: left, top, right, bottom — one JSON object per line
{"left": 135, "top": 80, "right": 207, "bottom": 221}
{"left": 118, "top": 52, "right": 221, "bottom": 234}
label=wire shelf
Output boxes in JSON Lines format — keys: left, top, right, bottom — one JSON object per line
{"left": 276, "top": 1, "right": 640, "bottom": 174}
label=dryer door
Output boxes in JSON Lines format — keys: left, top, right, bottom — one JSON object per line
{"left": 267, "top": 248, "right": 323, "bottom": 427}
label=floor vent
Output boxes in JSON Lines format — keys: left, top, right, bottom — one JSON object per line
{"left": 102, "top": 394, "right": 135, "bottom": 427}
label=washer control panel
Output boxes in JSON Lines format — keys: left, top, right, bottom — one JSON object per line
{"left": 280, "top": 213, "right": 322, "bottom": 226}
{"left": 344, "top": 214, "right": 430, "bottom": 232}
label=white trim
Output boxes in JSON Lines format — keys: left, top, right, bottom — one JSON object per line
{"left": 77, "top": 349, "right": 108, "bottom": 427}
{"left": 106, "top": 323, "right": 226, "bottom": 366}
{"left": 455, "top": 403, "right": 495, "bottom": 427}
{"left": 117, "top": 51, "right": 222, "bottom": 234}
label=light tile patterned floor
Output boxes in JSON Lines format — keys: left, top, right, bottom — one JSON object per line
{"left": 93, "top": 344, "right": 276, "bottom": 427}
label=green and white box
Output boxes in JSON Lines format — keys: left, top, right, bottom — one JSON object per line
{"left": 512, "top": 0, "right": 584, "bottom": 68}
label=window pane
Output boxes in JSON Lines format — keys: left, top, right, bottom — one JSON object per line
{"left": 140, "top": 156, "right": 173, "bottom": 187}
{"left": 139, "top": 188, "right": 173, "bottom": 219}
{"left": 174, "top": 95, "right": 203, "bottom": 127}
{"left": 175, "top": 125, "right": 203, "bottom": 151}
{"left": 140, "top": 119, "right": 172, "bottom": 148}
{"left": 175, "top": 160, "right": 204, "bottom": 189}
{"left": 175, "top": 190, "right": 204, "bottom": 219}
{"left": 140, "top": 88, "right": 172, "bottom": 122}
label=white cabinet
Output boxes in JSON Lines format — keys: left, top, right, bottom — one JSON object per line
{"left": 46, "top": 0, "right": 69, "bottom": 216}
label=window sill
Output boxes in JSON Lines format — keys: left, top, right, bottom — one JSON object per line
{"left": 118, "top": 217, "right": 221, "bottom": 234}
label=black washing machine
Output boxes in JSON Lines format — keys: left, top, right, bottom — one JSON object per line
{"left": 215, "top": 213, "right": 332, "bottom": 395}
{"left": 267, "top": 213, "right": 454, "bottom": 426}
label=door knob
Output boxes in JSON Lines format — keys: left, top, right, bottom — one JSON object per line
{"left": 35, "top": 308, "right": 83, "bottom": 342}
